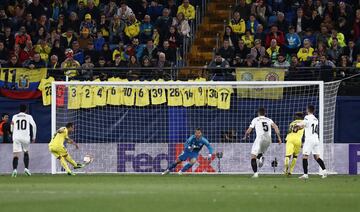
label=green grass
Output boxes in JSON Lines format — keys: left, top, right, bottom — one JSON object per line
{"left": 0, "top": 174, "right": 359, "bottom": 212}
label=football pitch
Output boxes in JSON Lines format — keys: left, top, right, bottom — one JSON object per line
{"left": 0, "top": 174, "right": 359, "bottom": 212}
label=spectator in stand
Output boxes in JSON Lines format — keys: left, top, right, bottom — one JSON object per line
{"left": 81, "top": 55, "right": 94, "bottom": 80}
{"left": 302, "top": 28, "right": 316, "bottom": 47}
{"left": 84, "top": 41, "right": 99, "bottom": 62}
{"left": 32, "top": 26, "right": 49, "bottom": 45}
{"left": 265, "top": 25, "right": 285, "bottom": 48}
{"left": 234, "top": 0, "right": 251, "bottom": 20}
{"left": 0, "top": 113, "right": 11, "bottom": 143}
{"left": 172, "top": 12, "right": 190, "bottom": 38}
{"left": 141, "top": 39, "right": 158, "bottom": 63}
{"left": 113, "top": 53, "right": 127, "bottom": 68}
{"left": 80, "top": 14, "right": 97, "bottom": 36}
{"left": 60, "top": 28, "right": 77, "bottom": 49}
{"left": 343, "top": 40, "right": 358, "bottom": 63}
{"left": 37, "top": 14, "right": 50, "bottom": 33}
{"left": 86, "top": 0, "right": 100, "bottom": 22}
{"left": 266, "top": 39, "right": 281, "bottom": 63}
{"left": 314, "top": 54, "right": 336, "bottom": 68}
{"left": 223, "top": 26, "right": 238, "bottom": 47}
{"left": 254, "top": 24, "right": 266, "bottom": 46}
{"left": 109, "top": 14, "right": 126, "bottom": 44}
{"left": 97, "top": 14, "right": 110, "bottom": 42}
{"left": 117, "top": 1, "right": 134, "bottom": 22}
{"left": 0, "top": 41, "right": 9, "bottom": 65}
{"left": 24, "top": 13, "right": 36, "bottom": 38}
{"left": 208, "top": 53, "right": 230, "bottom": 68}
{"left": 275, "top": 12, "right": 289, "bottom": 33}
{"left": 140, "top": 15, "right": 154, "bottom": 43}
{"left": 94, "top": 31, "right": 105, "bottom": 51}
{"left": 241, "top": 30, "right": 254, "bottom": 49}
{"left": 66, "top": 12, "right": 80, "bottom": 35}
{"left": 1, "top": 27, "right": 15, "bottom": 50}
{"left": 78, "top": 28, "right": 93, "bottom": 49}
{"left": 328, "top": 29, "right": 346, "bottom": 48}
{"left": 241, "top": 54, "right": 257, "bottom": 67}
{"left": 285, "top": 25, "right": 301, "bottom": 55}
{"left": 100, "top": 43, "right": 113, "bottom": 66}
{"left": 50, "top": 39, "right": 65, "bottom": 63}
{"left": 34, "top": 39, "right": 51, "bottom": 62}
{"left": 159, "top": 40, "right": 176, "bottom": 63}
{"left": 155, "top": 52, "right": 171, "bottom": 79}
{"left": 19, "top": 40, "right": 35, "bottom": 64}
{"left": 355, "top": 54, "right": 360, "bottom": 68}
{"left": 26, "top": 0, "right": 46, "bottom": 20}
{"left": 251, "top": 0, "right": 268, "bottom": 26}
{"left": 127, "top": 55, "right": 141, "bottom": 79}
{"left": 177, "top": 0, "right": 195, "bottom": 21}
{"left": 147, "top": 0, "right": 164, "bottom": 22}
{"left": 124, "top": 38, "right": 143, "bottom": 61}
{"left": 302, "top": 0, "right": 316, "bottom": 19}
{"left": 218, "top": 39, "right": 235, "bottom": 64}
{"left": 322, "top": 13, "right": 335, "bottom": 32}
{"left": 246, "top": 14, "right": 259, "bottom": 34}
{"left": 155, "top": 8, "right": 172, "bottom": 42}
{"left": 250, "top": 39, "right": 265, "bottom": 62}
{"left": 292, "top": 8, "right": 309, "bottom": 36}
{"left": 353, "top": 9, "right": 360, "bottom": 44}
{"left": 5, "top": 55, "right": 21, "bottom": 67}
{"left": 23, "top": 53, "right": 46, "bottom": 69}
{"left": 133, "top": 0, "right": 148, "bottom": 21}
{"left": 166, "top": 26, "right": 182, "bottom": 49}
{"left": 229, "top": 11, "right": 246, "bottom": 36}
{"left": 72, "top": 41, "right": 85, "bottom": 64}
{"left": 61, "top": 49, "right": 81, "bottom": 77}
{"left": 316, "top": 25, "right": 330, "bottom": 47}
{"left": 258, "top": 54, "right": 272, "bottom": 67}
{"left": 235, "top": 39, "right": 250, "bottom": 62}
{"left": 50, "top": 0, "right": 65, "bottom": 23}
{"left": 48, "top": 55, "right": 61, "bottom": 69}
{"left": 104, "top": 0, "right": 118, "bottom": 20}
{"left": 316, "top": 42, "right": 327, "bottom": 57}
{"left": 326, "top": 38, "right": 343, "bottom": 64}
{"left": 167, "top": 0, "right": 178, "bottom": 17}
{"left": 273, "top": 53, "right": 290, "bottom": 68}
{"left": 297, "top": 39, "right": 314, "bottom": 63}
{"left": 15, "top": 26, "right": 31, "bottom": 49}
{"left": 309, "top": 10, "right": 322, "bottom": 32}
{"left": 125, "top": 14, "right": 141, "bottom": 43}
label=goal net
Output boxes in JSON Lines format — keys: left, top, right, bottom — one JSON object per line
{"left": 51, "top": 80, "right": 340, "bottom": 174}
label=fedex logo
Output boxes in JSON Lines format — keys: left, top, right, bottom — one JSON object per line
{"left": 349, "top": 144, "right": 360, "bottom": 175}
{"left": 117, "top": 143, "right": 215, "bottom": 173}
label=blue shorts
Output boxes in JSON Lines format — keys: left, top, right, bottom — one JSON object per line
{"left": 178, "top": 151, "right": 199, "bottom": 161}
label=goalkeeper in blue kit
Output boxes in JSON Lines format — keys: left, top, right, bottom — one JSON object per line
{"left": 162, "top": 128, "right": 213, "bottom": 175}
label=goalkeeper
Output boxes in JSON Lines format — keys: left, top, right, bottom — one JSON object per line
{"left": 49, "top": 123, "right": 84, "bottom": 175}
{"left": 162, "top": 128, "right": 213, "bottom": 175}
{"left": 284, "top": 112, "right": 304, "bottom": 176}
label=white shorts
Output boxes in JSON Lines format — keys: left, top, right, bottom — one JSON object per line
{"left": 13, "top": 138, "right": 30, "bottom": 153}
{"left": 251, "top": 136, "right": 271, "bottom": 156}
{"left": 302, "top": 138, "right": 320, "bottom": 156}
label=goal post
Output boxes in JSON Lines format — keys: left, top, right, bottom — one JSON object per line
{"left": 51, "top": 80, "right": 340, "bottom": 174}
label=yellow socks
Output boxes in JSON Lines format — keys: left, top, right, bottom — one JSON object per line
{"left": 290, "top": 157, "right": 297, "bottom": 173}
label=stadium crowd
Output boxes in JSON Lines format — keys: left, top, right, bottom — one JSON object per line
{"left": 0, "top": 0, "right": 197, "bottom": 77}
{"left": 0, "top": 0, "right": 359, "bottom": 80}
{"left": 211, "top": 0, "right": 360, "bottom": 77}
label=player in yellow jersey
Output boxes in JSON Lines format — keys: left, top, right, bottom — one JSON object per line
{"left": 38, "top": 77, "right": 55, "bottom": 106}
{"left": 217, "top": 87, "right": 233, "bottom": 110}
{"left": 284, "top": 112, "right": 304, "bottom": 176}
{"left": 48, "top": 123, "right": 84, "bottom": 175}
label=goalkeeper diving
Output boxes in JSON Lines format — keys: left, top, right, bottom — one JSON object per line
{"left": 162, "top": 128, "right": 213, "bottom": 175}
{"left": 284, "top": 112, "right": 304, "bottom": 176}
{"left": 49, "top": 123, "right": 85, "bottom": 175}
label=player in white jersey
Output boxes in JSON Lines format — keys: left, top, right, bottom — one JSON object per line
{"left": 243, "top": 107, "right": 282, "bottom": 178}
{"left": 295, "top": 105, "right": 327, "bottom": 179}
{"left": 10, "top": 104, "right": 37, "bottom": 177}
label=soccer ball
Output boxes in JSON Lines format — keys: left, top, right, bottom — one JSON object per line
{"left": 83, "top": 155, "right": 93, "bottom": 164}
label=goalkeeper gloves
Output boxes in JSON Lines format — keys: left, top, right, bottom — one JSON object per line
{"left": 208, "top": 154, "right": 212, "bottom": 160}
